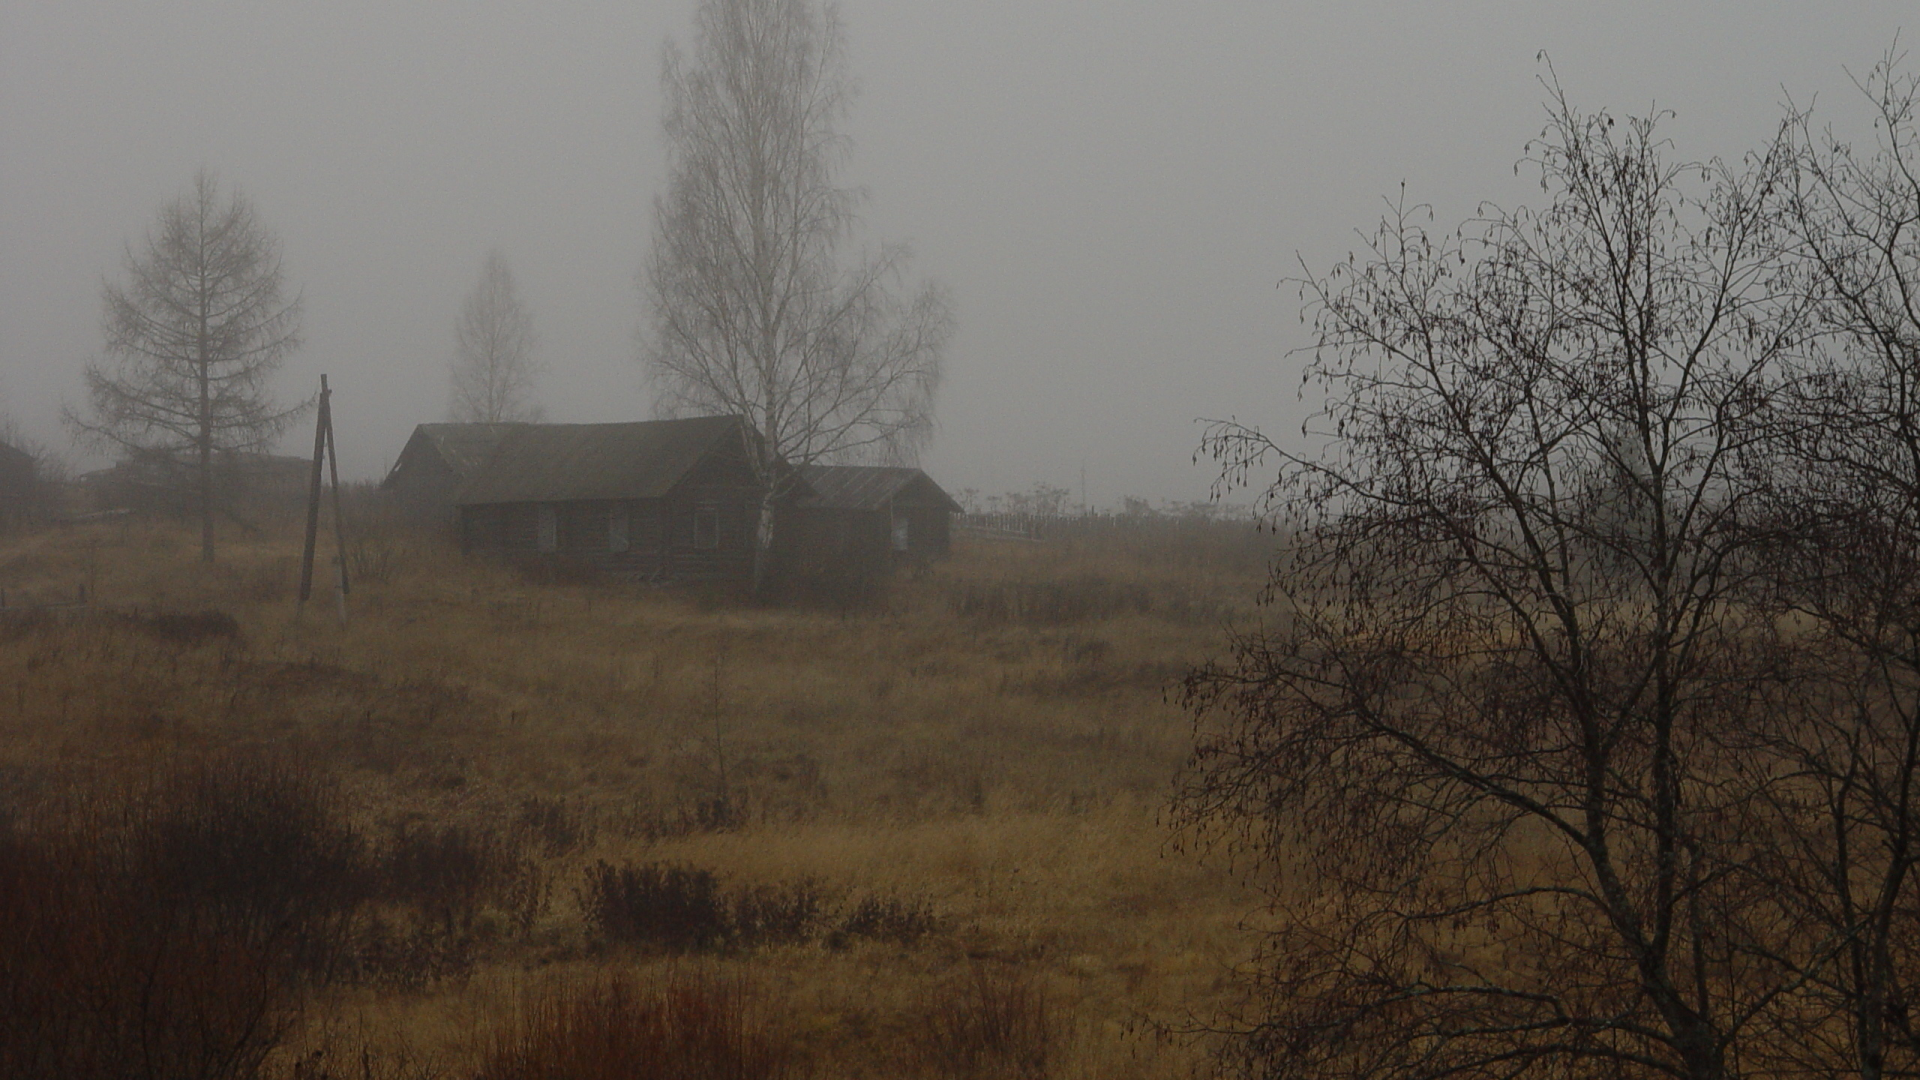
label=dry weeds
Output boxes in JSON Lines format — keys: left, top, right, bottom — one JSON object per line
{"left": 0, "top": 511, "right": 1267, "bottom": 1078}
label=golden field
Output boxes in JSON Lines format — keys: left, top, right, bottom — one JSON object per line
{"left": 0, "top": 509, "right": 1274, "bottom": 1079}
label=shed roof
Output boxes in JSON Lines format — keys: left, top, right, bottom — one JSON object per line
{"left": 798, "top": 465, "right": 962, "bottom": 513}
{"left": 455, "top": 415, "right": 757, "bottom": 505}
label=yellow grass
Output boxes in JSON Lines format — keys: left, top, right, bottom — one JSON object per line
{"left": 0, "top": 511, "right": 1270, "bottom": 1078}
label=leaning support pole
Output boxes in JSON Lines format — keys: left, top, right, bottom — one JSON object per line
{"left": 297, "top": 374, "right": 330, "bottom": 607}
{"left": 324, "top": 386, "right": 349, "bottom": 624}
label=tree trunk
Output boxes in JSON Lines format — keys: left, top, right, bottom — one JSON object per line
{"left": 749, "top": 489, "right": 776, "bottom": 598}
{"left": 198, "top": 312, "right": 214, "bottom": 562}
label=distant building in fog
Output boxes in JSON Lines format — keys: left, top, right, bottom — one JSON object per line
{"left": 383, "top": 416, "right": 960, "bottom": 587}
{"left": 0, "top": 440, "right": 36, "bottom": 530}
{"left": 380, "top": 422, "right": 524, "bottom": 525}
{"left": 77, "top": 450, "right": 309, "bottom": 517}
{"left": 449, "top": 415, "right": 772, "bottom": 580}
{"left": 789, "top": 464, "right": 961, "bottom": 577}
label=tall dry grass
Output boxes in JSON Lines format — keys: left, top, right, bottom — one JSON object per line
{"left": 477, "top": 973, "right": 796, "bottom": 1080}
{"left": 0, "top": 509, "right": 1270, "bottom": 1077}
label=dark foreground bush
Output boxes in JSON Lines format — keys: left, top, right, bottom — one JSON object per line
{"left": 0, "top": 756, "right": 346, "bottom": 1080}
{"left": 477, "top": 974, "right": 798, "bottom": 1080}
{"left": 135, "top": 754, "right": 370, "bottom": 978}
{"left": 0, "top": 846, "right": 300, "bottom": 1080}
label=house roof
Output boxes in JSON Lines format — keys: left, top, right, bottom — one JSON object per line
{"left": 454, "top": 415, "right": 757, "bottom": 505}
{"left": 400, "top": 423, "right": 526, "bottom": 481}
{"left": 0, "top": 440, "right": 32, "bottom": 483}
{"left": 798, "top": 465, "right": 962, "bottom": 513}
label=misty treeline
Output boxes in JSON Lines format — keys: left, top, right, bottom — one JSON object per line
{"left": 54, "top": 0, "right": 950, "bottom": 581}
{"left": 949, "top": 481, "right": 1249, "bottom": 521}
{"left": 1176, "top": 57, "right": 1920, "bottom": 1080}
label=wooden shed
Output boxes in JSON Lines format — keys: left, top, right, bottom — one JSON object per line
{"left": 0, "top": 440, "right": 36, "bottom": 530}
{"left": 787, "top": 464, "right": 962, "bottom": 580}
{"left": 453, "top": 416, "right": 797, "bottom": 582}
{"left": 77, "top": 450, "right": 309, "bottom": 516}
{"left": 381, "top": 423, "right": 524, "bottom": 524}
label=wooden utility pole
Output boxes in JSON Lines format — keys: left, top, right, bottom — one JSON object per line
{"left": 298, "top": 374, "right": 348, "bottom": 620}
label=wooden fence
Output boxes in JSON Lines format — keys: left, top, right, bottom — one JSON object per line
{"left": 956, "top": 510, "right": 1257, "bottom": 543}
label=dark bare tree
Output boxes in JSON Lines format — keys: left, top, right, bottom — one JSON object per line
{"left": 1178, "top": 90, "right": 1821, "bottom": 1080}
{"left": 642, "top": 0, "right": 952, "bottom": 591}
{"left": 68, "top": 171, "right": 302, "bottom": 561}
{"left": 449, "top": 249, "right": 542, "bottom": 424}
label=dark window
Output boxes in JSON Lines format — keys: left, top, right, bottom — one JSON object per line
{"left": 694, "top": 505, "right": 719, "bottom": 549}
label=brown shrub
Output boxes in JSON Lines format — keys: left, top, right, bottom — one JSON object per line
{"left": 580, "top": 861, "right": 729, "bottom": 953}
{"left": 359, "top": 820, "right": 548, "bottom": 985}
{"left": 831, "top": 894, "right": 940, "bottom": 947}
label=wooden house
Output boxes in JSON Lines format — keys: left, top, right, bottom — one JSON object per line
{"left": 452, "top": 416, "right": 790, "bottom": 581}
{"left": 786, "top": 464, "right": 962, "bottom": 580}
{"left": 0, "top": 440, "right": 36, "bottom": 530}
{"left": 381, "top": 423, "right": 524, "bottom": 524}
{"left": 77, "top": 450, "right": 310, "bottom": 516}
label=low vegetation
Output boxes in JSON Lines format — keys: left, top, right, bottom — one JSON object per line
{"left": 0, "top": 508, "right": 1268, "bottom": 1078}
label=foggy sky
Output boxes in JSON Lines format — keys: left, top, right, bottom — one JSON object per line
{"left": 1, "top": 2, "right": 1911, "bottom": 505}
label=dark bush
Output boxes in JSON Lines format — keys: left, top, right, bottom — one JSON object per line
{"left": 133, "top": 754, "right": 370, "bottom": 979}
{"left": 580, "top": 861, "right": 728, "bottom": 953}
{"left": 833, "top": 894, "right": 941, "bottom": 947}
{"left": 353, "top": 914, "right": 477, "bottom": 990}
{"left": 0, "top": 798, "right": 309, "bottom": 1079}
{"left": 379, "top": 823, "right": 511, "bottom": 935}
{"left": 515, "top": 796, "right": 594, "bottom": 857}
{"left": 365, "top": 820, "right": 546, "bottom": 980}
{"left": 730, "top": 877, "right": 828, "bottom": 947}
{"left": 582, "top": 860, "right": 935, "bottom": 956}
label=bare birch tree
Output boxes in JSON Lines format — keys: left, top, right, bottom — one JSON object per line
{"left": 643, "top": 0, "right": 953, "bottom": 590}
{"left": 449, "top": 249, "right": 542, "bottom": 424}
{"left": 68, "top": 171, "right": 303, "bottom": 562}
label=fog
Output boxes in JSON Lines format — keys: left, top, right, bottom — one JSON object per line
{"left": 0, "top": 2, "right": 1909, "bottom": 504}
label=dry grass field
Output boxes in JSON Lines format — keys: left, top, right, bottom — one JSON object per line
{"left": 0, "top": 508, "right": 1275, "bottom": 1079}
